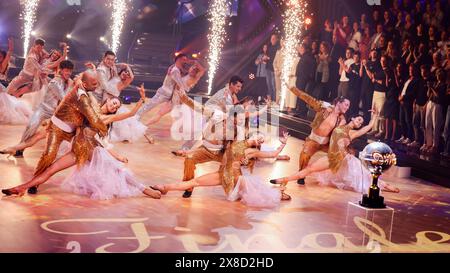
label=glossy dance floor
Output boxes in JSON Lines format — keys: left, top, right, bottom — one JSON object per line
{"left": 1, "top": 105, "right": 449, "bottom": 253}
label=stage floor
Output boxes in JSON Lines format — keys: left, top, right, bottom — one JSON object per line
{"left": 0, "top": 105, "right": 449, "bottom": 253}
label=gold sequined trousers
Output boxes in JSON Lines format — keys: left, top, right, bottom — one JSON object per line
{"left": 34, "top": 122, "right": 74, "bottom": 176}
{"left": 183, "top": 146, "right": 223, "bottom": 181}
{"left": 298, "top": 137, "right": 329, "bottom": 171}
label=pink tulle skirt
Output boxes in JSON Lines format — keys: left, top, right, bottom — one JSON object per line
{"left": 311, "top": 154, "right": 374, "bottom": 194}
{"left": 0, "top": 89, "right": 32, "bottom": 125}
{"left": 109, "top": 106, "right": 147, "bottom": 143}
{"left": 60, "top": 147, "right": 146, "bottom": 200}
{"left": 228, "top": 173, "right": 281, "bottom": 208}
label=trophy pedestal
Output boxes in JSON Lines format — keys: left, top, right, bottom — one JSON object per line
{"left": 344, "top": 201, "right": 394, "bottom": 251}
{"left": 360, "top": 193, "right": 386, "bottom": 208}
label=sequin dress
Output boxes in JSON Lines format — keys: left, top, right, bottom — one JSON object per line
{"left": 221, "top": 141, "right": 281, "bottom": 208}
{"left": 312, "top": 125, "right": 374, "bottom": 193}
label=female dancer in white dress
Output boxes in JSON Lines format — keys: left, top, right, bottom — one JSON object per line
{"left": 270, "top": 111, "right": 400, "bottom": 194}
{"left": 101, "top": 64, "right": 150, "bottom": 143}
{"left": 2, "top": 84, "right": 161, "bottom": 200}
{"left": 0, "top": 38, "right": 33, "bottom": 125}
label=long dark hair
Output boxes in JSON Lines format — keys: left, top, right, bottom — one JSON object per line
{"left": 101, "top": 96, "right": 122, "bottom": 137}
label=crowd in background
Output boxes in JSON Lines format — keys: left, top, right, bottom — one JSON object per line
{"left": 254, "top": 0, "right": 450, "bottom": 158}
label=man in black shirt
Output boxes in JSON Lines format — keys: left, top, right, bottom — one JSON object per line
{"left": 295, "top": 42, "right": 316, "bottom": 116}
{"left": 369, "top": 55, "right": 390, "bottom": 138}
{"left": 396, "top": 65, "right": 419, "bottom": 145}
{"left": 408, "top": 65, "right": 430, "bottom": 148}
{"left": 361, "top": 49, "right": 380, "bottom": 125}
{"left": 348, "top": 51, "right": 362, "bottom": 118}
{"left": 265, "top": 34, "right": 280, "bottom": 101}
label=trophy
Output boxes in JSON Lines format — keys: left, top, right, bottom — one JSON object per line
{"left": 359, "top": 142, "right": 397, "bottom": 208}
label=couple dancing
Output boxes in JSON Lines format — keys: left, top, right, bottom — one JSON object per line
{"left": 2, "top": 69, "right": 162, "bottom": 199}
{"left": 270, "top": 86, "right": 400, "bottom": 194}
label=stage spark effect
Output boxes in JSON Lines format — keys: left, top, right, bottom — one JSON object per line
{"left": 280, "top": 0, "right": 308, "bottom": 109}
{"left": 206, "top": 0, "right": 230, "bottom": 95}
{"left": 21, "top": 0, "right": 40, "bottom": 57}
{"left": 110, "top": 0, "right": 129, "bottom": 54}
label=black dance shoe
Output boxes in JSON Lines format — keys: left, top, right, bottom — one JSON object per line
{"left": 297, "top": 178, "right": 305, "bottom": 185}
{"left": 182, "top": 190, "right": 193, "bottom": 198}
{"left": 27, "top": 186, "right": 38, "bottom": 194}
{"left": 14, "top": 150, "right": 24, "bottom": 158}
{"left": 270, "top": 179, "right": 278, "bottom": 184}
{"left": 2, "top": 188, "right": 25, "bottom": 196}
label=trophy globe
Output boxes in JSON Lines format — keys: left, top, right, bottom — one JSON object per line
{"left": 359, "top": 141, "right": 397, "bottom": 208}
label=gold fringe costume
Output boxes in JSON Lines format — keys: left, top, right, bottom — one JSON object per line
{"left": 327, "top": 125, "right": 351, "bottom": 173}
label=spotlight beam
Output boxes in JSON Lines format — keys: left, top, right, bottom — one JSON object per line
{"left": 206, "top": 0, "right": 229, "bottom": 95}
{"left": 22, "top": 0, "right": 40, "bottom": 57}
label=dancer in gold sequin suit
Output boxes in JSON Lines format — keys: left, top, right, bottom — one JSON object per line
{"left": 288, "top": 86, "right": 349, "bottom": 185}
{"left": 2, "top": 84, "right": 161, "bottom": 198}
{"left": 270, "top": 110, "right": 400, "bottom": 193}
{"left": 151, "top": 132, "right": 291, "bottom": 207}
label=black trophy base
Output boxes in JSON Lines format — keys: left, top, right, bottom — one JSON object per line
{"left": 359, "top": 194, "right": 386, "bottom": 209}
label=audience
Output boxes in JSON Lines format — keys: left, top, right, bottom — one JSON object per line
{"left": 256, "top": 0, "right": 449, "bottom": 158}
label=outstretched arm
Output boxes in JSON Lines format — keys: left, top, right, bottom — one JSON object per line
{"left": 170, "top": 66, "right": 190, "bottom": 92}
{"left": 45, "top": 43, "right": 68, "bottom": 71}
{"left": 247, "top": 132, "right": 289, "bottom": 159}
{"left": 288, "top": 86, "right": 323, "bottom": 112}
{"left": 102, "top": 84, "right": 146, "bottom": 125}
{"left": 107, "top": 148, "right": 128, "bottom": 163}
{"left": 116, "top": 64, "right": 135, "bottom": 91}
{"left": 349, "top": 110, "right": 378, "bottom": 140}
{"left": 177, "top": 90, "right": 215, "bottom": 118}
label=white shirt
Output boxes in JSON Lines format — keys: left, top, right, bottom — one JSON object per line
{"left": 340, "top": 59, "right": 355, "bottom": 82}
{"left": 400, "top": 78, "right": 412, "bottom": 97}
{"left": 22, "top": 50, "right": 43, "bottom": 76}
{"left": 158, "top": 65, "right": 190, "bottom": 96}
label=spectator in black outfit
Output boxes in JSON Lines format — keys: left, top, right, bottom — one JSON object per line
{"left": 408, "top": 65, "right": 431, "bottom": 148}
{"left": 360, "top": 49, "right": 380, "bottom": 125}
{"left": 329, "top": 33, "right": 345, "bottom": 100}
{"left": 396, "top": 64, "right": 419, "bottom": 145}
{"left": 295, "top": 42, "right": 316, "bottom": 116}
{"left": 383, "top": 62, "right": 401, "bottom": 141}
{"left": 348, "top": 51, "right": 362, "bottom": 118}
{"left": 265, "top": 34, "right": 280, "bottom": 101}
{"left": 319, "top": 19, "right": 333, "bottom": 46}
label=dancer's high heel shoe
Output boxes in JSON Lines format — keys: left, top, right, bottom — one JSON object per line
{"left": 171, "top": 150, "right": 187, "bottom": 157}
{"left": 0, "top": 149, "right": 15, "bottom": 156}
{"left": 2, "top": 188, "right": 26, "bottom": 196}
{"left": 150, "top": 185, "right": 168, "bottom": 195}
{"left": 270, "top": 179, "right": 284, "bottom": 184}
{"left": 0, "top": 149, "right": 24, "bottom": 158}
{"left": 144, "top": 134, "right": 155, "bottom": 144}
